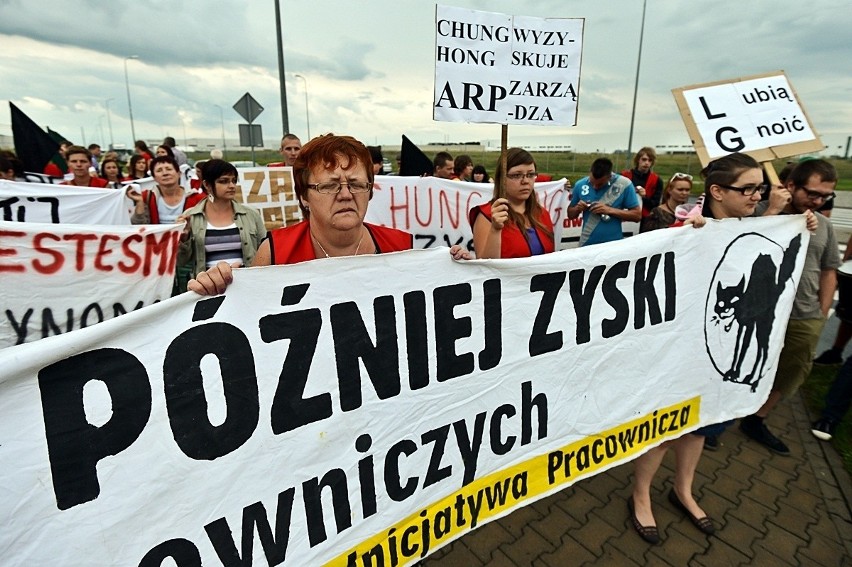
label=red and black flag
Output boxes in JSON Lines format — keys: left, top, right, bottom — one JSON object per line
{"left": 9, "top": 102, "right": 61, "bottom": 173}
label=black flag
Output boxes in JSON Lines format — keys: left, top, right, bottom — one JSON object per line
{"left": 10, "top": 102, "right": 60, "bottom": 173}
{"left": 399, "top": 135, "right": 434, "bottom": 177}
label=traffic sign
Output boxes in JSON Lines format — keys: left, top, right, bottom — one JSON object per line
{"left": 238, "top": 124, "right": 263, "bottom": 147}
{"left": 233, "top": 93, "right": 264, "bottom": 123}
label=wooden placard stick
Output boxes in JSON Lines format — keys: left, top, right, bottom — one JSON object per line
{"left": 498, "top": 124, "right": 508, "bottom": 201}
{"left": 762, "top": 160, "right": 781, "bottom": 187}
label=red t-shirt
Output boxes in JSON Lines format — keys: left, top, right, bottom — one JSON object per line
{"left": 61, "top": 176, "right": 110, "bottom": 188}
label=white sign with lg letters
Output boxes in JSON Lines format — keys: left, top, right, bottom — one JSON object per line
{"left": 676, "top": 72, "right": 820, "bottom": 161}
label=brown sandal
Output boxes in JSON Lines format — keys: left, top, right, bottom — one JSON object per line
{"left": 668, "top": 489, "right": 715, "bottom": 535}
{"left": 628, "top": 496, "right": 660, "bottom": 544}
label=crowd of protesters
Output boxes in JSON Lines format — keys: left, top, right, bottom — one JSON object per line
{"left": 2, "top": 131, "right": 846, "bottom": 546}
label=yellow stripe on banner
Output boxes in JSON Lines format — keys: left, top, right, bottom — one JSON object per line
{"left": 328, "top": 397, "right": 700, "bottom": 566}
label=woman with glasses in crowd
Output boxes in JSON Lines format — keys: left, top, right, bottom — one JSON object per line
{"left": 640, "top": 172, "right": 695, "bottom": 232}
{"left": 468, "top": 147, "right": 554, "bottom": 259}
{"left": 628, "top": 152, "right": 818, "bottom": 544}
{"left": 177, "top": 159, "right": 266, "bottom": 280}
{"left": 190, "top": 134, "right": 469, "bottom": 294}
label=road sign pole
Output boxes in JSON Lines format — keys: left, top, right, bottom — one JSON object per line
{"left": 249, "top": 120, "right": 255, "bottom": 166}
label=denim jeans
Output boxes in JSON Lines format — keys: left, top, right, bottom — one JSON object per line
{"left": 823, "top": 355, "right": 852, "bottom": 423}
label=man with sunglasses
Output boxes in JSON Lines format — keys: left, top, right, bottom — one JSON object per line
{"left": 739, "top": 159, "right": 840, "bottom": 455}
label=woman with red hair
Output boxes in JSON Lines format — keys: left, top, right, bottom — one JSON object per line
{"left": 190, "top": 134, "right": 469, "bottom": 294}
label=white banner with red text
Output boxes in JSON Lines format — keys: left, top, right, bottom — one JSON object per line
{"left": 0, "top": 220, "right": 182, "bottom": 348}
{"left": 0, "top": 215, "right": 806, "bottom": 565}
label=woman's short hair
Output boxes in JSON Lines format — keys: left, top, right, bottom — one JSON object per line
{"left": 148, "top": 155, "right": 179, "bottom": 174}
{"left": 200, "top": 159, "right": 238, "bottom": 191}
{"left": 293, "top": 134, "right": 373, "bottom": 217}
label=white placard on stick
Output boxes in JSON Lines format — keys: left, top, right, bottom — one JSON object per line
{"left": 672, "top": 71, "right": 823, "bottom": 165}
{"left": 434, "top": 5, "right": 584, "bottom": 126}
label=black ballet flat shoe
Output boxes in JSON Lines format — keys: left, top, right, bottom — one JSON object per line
{"left": 668, "top": 489, "right": 715, "bottom": 535}
{"left": 628, "top": 497, "right": 660, "bottom": 544}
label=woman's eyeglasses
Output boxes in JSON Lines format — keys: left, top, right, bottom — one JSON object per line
{"left": 506, "top": 172, "right": 537, "bottom": 181}
{"left": 669, "top": 172, "right": 693, "bottom": 182}
{"left": 716, "top": 183, "right": 769, "bottom": 196}
{"left": 308, "top": 181, "right": 373, "bottom": 194}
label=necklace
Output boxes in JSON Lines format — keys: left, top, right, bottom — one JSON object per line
{"left": 311, "top": 228, "right": 365, "bottom": 258}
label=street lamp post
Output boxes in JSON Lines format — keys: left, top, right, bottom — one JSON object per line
{"left": 274, "top": 0, "right": 289, "bottom": 135}
{"left": 213, "top": 104, "right": 227, "bottom": 158}
{"left": 105, "top": 98, "right": 115, "bottom": 150}
{"left": 295, "top": 74, "right": 310, "bottom": 140}
{"left": 625, "top": 0, "right": 648, "bottom": 167}
{"left": 124, "top": 55, "right": 139, "bottom": 144}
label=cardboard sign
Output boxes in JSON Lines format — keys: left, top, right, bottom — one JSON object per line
{"left": 434, "top": 5, "right": 584, "bottom": 125}
{"left": 235, "top": 166, "right": 300, "bottom": 230}
{"left": 672, "top": 71, "right": 823, "bottom": 165}
{"left": 0, "top": 215, "right": 807, "bottom": 565}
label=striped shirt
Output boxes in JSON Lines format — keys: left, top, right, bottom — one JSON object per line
{"left": 204, "top": 223, "right": 243, "bottom": 268}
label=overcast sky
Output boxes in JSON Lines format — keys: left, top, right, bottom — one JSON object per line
{"left": 1, "top": 0, "right": 850, "bottom": 154}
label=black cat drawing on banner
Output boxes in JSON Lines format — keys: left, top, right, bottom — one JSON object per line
{"left": 705, "top": 233, "right": 801, "bottom": 392}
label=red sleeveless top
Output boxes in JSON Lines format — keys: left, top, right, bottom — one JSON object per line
{"left": 469, "top": 202, "right": 554, "bottom": 258}
{"left": 268, "top": 221, "right": 413, "bottom": 265}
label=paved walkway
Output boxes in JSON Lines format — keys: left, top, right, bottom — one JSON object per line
{"left": 424, "top": 392, "right": 852, "bottom": 566}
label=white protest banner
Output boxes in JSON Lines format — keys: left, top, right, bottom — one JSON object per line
{"left": 673, "top": 71, "right": 823, "bottom": 165}
{"left": 235, "top": 166, "right": 300, "bottom": 230}
{"left": 23, "top": 171, "right": 63, "bottom": 184}
{"left": 0, "top": 215, "right": 806, "bottom": 565}
{"left": 0, "top": 179, "right": 129, "bottom": 224}
{"left": 0, "top": 220, "right": 181, "bottom": 348}
{"left": 366, "top": 176, "right": 568, "bottom": 253}
{"left": 434, "top": 5, "right": 583, "bottom": 125}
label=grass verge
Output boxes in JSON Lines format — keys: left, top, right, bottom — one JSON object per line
{"left": 802, "top": 364, "right": 852, "bottom": 475}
